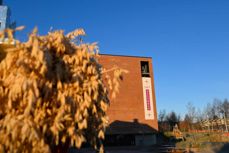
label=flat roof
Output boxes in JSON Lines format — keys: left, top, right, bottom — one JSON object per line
{"left": 100, "top": 53, "right": 152, "bottom": 59}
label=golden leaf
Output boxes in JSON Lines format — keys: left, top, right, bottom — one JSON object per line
{"left": 15, "top": 26, "right": 25, "bottom": 31}
{"left": 0, "top": 27, "right": 125, "bottom": 153}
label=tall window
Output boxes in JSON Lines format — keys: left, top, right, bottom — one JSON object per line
{"left": 140, "top": 61, "right": 150, "bottom": 77}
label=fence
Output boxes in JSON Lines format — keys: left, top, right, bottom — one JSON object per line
{"left": 200, "top": 118, "right": 229, "bottom": 132}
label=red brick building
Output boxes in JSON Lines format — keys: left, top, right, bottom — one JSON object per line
{"left": 99, "top": 54, "right": 158, "bottom": 146}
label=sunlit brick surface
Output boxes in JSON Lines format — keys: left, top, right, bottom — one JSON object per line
{"left": 99, "top": 54, "right": 158, "bottom": 132}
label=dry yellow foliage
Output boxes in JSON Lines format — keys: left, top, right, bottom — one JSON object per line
{"left": 0, "top": 28, "right": 127, "bottom": 153}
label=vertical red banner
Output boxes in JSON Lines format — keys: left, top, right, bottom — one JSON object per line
{"left": 142, "top": 77, "right": 154, "bottom": 120}
{"left": 146, "top": 89, "right": 151, "bottom": 110}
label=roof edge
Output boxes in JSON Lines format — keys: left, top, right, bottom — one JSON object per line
{"left": 99, "top": 53, "right": 152, "bottom": 59}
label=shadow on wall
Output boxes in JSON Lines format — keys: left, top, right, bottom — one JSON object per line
{"left": 104, "top": 119, "right": 158, "bottom": 146}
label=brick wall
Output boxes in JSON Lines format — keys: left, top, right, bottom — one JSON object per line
{"left": 99, "top": 54, "right": 158, "bottom": 133}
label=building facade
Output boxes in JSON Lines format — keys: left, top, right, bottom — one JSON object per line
{"left": 99, "top": 54, "right": 158, "bottom": 146}
{"left": 0, "top": 0, "right": 16, "bottom": 45}
{"left": 0, "top": 0, "right": 14, "bottom": 31}
{"left": 0, "top": 1, "right": 9, "bottom": 31}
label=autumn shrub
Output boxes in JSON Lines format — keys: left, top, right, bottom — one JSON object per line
{"left": 0, "top": 28, "right": 126, "bottom": 153}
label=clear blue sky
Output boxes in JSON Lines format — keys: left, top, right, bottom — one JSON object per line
{"left": 5, "top": 0, "right": 229, "bottom": 116}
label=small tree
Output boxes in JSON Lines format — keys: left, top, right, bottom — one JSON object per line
{"left": 0, "top": 28, "right": 126, "bottom": 153}
{"left": 186, "top": 102, "right": 196, "bottom": 130}
{"left": 180, "top": 114, "right": 191, "bottom": 132}
{"left": 166, "top": 111, "right": 180, "bottom": 131}
{"left": 158, "top": 109, "right": 166, "bottom": 132}
{"left": 222, "top": 99, "right": 229, "bottom": 118}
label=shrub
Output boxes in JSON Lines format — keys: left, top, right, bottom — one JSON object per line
{"left": 0, "top": 28, "right": 126, "bottom": 153}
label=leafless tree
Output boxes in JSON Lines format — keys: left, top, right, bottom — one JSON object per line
{"left": 158, "top": 109, "right": 166, "bottom": 122}
{"left": 186, "top": 102, "right": 196, "bottom": 128}
{"left": 158, "top": 110, "right": 167, "bottom": 132}
{"left": 222, "top": 99, "right": 229, "bottom": 118}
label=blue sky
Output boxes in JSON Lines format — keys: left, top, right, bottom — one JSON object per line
{"left": 5, "top": 0, "right": 229, "bottom": 116}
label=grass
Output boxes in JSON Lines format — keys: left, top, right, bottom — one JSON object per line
{"left": 174, "top": 132, "right": 229, "bottom": 152}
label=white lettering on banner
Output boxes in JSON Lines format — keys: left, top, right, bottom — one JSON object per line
{"left": 142, "top": 77, "right": 154, "bottom": 120}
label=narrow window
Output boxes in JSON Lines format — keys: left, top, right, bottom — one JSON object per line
{"left": 140, "top": 61, "right": 150, "bottom": 77}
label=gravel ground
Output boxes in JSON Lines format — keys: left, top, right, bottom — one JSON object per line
{"left": 68, "top": 146, "right": 185, "bottom": 153}
{"left": 69, "top": 146, "right": 157, "bottom": 153}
